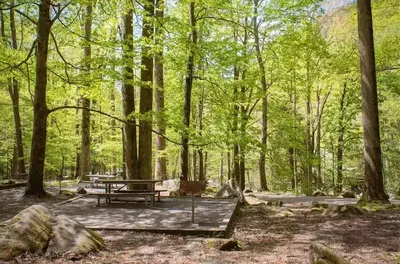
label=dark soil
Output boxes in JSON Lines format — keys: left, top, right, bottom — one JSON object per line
{"left": 1, "top": 188, "right": 400, "bottom": 263}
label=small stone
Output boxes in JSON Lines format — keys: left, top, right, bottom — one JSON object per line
{"left": 310, "top": 201, "right": 329, "bottom": 209}
{"left": 244, "top": 189, "right": 253, "bottom": 193}
{"left": 275, "top": 207, "right": 294, "bottom": 217}
{"left": 267, "top": 200, "right": 283, "bottom": 207}
{"left": 323, "top": 205, "right": 363, "bottom": 217}
{"left": 206, "top": 239, "right": 240, "bottom": 251}
{"left": 341, "top": 190, "right": 355, "bottom": 198}
{"left": 312, "top": 190, "right": 327, "bottom": 197}
{"left": 76, "top": 187, "right": 87, "bottom": 194}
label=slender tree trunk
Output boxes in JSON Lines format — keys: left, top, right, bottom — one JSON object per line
{"left": 316, "top": 92, "right": 322, "bottom": 189}
{"left": 304, "top": 60, "right": 313, "bottom": 195}
{"left": 227, "top": 151, "right": 231, "bottom": 181}
{"left": 253, "top": 0, "right": 268, "bottom": 191}
{"left": 138, "top": 0, "right": 154, "bottom": 181}
{"left": 25, "top": 0, "right": 51, "bottom": 197}
{"left": 122, "top": 9, "right": 138, "bottom": 180}
{"left": 180, "top": 1, "right": 197, "bottom": 180}
{"left": 197, "top": 86, "right": 205, "bottom": 181}
{"left": 356, "top": 0, "right": 388, "bottom": 202}
{"left": 233, "top": 64, "right": 240, "bottom": 185}
{"left": 80, "top": 3, "right": 92, "bottom": 179}
{"left": 219, "top": 152, "right": 224, "bottom": 186}
{"left": 336, "top": 83, "right": 346, "bottom": 194}
{"left": 154, "top": 0, "right": 167, "bottom": 181}
{"left": 7, "top": 5, "right": 26, "bottom": 175}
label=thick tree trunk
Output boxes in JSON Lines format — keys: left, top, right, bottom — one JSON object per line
{"left": 80, "top": 3, "right": 92, "bottom": 179}
{"left": 316, "top": 92, "right": 322, "bottom": 189}
{"left": 253, "top": 0, "right": 268, "bottom": 191}
{"left": 122, "top": 9, "right": 138, "bottom": 180}
{"left": 180, "top": 1, "right": 197, "bottom": 180}
{"left": 25, "top": 0, "right": 51, "bottom": 197}
{"left": 154, "top": 0, "right": 167, "bottom": 181}
{"left": 356, "top": 0, "right": 388, "bottom": 203}
{"left": 138, "top": 0, "right": 154, "bottom": 181}
{"left": 197, "top": 86, "right": 205, "bottom": 181}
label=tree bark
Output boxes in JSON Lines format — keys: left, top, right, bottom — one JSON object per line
{"left": 336, "top": 83, "right": 346, "bottom": 194}
{"left": 304, "top": 59, "right": 313, "bottom": 195}
{"left": 154, "top": 0, "right": 167, "bottom": 181}
{"left": 253, "top": 0, "right": 268, "bottom": 191}
{"left": 138, "top": 0, "right": 154, "bottom": 182}
{"left": 80, "top": 3, "right": 92, "bottom": 179}
{"left": 8, "top": 4, "right": 26, "bottom": 175}
{"left": 232, "top": 63, "right": 240, "bottom": 185}
{"left": 122, "top": 8, "right": 138, "bottom": 180}
{"left": 180, "top": 1, "right": 197, "bottom": 180}
{"left": 197, "top": 86, "right": 205, "bottom": 181}
{"left": 356, "top": 0, "right": 388, "bottom": 203}
{"left": 25, "top": 0, "right": 51, "bottom": 197}
{"left": 219, "top": 152, "right": 224, "bottom": 186}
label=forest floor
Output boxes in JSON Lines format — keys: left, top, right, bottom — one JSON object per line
{"left": 1, "top": 188, "right": 400, "bottom": 264}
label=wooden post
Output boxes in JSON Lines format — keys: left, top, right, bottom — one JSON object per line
{"left": 180, "top": 180, "right": 206, "bottom": 223}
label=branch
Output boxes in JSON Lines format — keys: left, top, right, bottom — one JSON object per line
{"left": 14, "top": 9, "right": 37, "bottom": 24}
{"left": 47, "top": 105, "right": 209, "bottom": 147}
{"left": 51, "top": 2, "right": 71, "bottom": 24}
{"left": 0, "top": 39, "right": 37, "bottom": 72}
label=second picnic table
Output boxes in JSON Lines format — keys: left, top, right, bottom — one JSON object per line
{"left": 96, "top": 179, "right": 163, "bottom": 206}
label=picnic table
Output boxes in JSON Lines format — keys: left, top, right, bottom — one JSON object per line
{"left": 96, "top": 179, "right": 164, "bottom": 207}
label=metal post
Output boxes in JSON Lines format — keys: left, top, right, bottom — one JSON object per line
{"left": 191, "top": 193, "right": 195, "bottom": 223}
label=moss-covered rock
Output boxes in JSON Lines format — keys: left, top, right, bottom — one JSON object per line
{"left": 310, "top": 243, "right": 351, "bottom": 264}
{"left": 312, "top": 190, "right": 327, "bottom": 197}
{"left": 0, "top": 205, "right": 104, "bottom": 260}
{"left": 323, "top": 205, "right": 364, "bottom": 217}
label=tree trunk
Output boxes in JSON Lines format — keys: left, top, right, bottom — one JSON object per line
{"left": 253, "top": 0, "right": 268, "bottom": 191}
{"left": 219, "top": 152, "right": 224, "bottom": 186}
{"left": 356, "top": 0, "right": 388, "bottom": 203}
{"left": 80, "top": 3, "right": 92, "bottom": 179}
{"left": 227, "top": 151, "right": 231, "bottom": 181}
{"left": 316, "top": 92, "right": 322, "bottom": 189}
{"left": 25, "top": 0, "right": 51, "bottom": 197}
{"left": 7, "top": 5, "right": 26, "bottom": 175}
{"left": 180, "top": 1, "right": 197, "bottom": 180}
{"left": 233, "top": 64, "right": 240, "bottom": 185}
{"left": 154, "top": 0, "right": 167, "bottom": 181}
{"left": 138, "top": 0, "right": 154, "bottom": 182}
{"left": 336, "top": 83, "right": 346, "bottom": 194}
{"left": 197, "top": 86, "right": 205, "bottom": 181}
{"left": 304, "top": 60, "right": 313, "bottom": 195}
{"left": 122, "top": 9, "right": 138, "bottom": 180}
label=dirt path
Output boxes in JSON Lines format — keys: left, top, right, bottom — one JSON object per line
{"left": 1, "top": 190, "right": 400, "bottom": 263}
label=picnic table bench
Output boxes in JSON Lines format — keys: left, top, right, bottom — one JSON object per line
{"left": 95, "top": 179, "right": 163, "bottom": 207}
{"left": 95, "top": 192, "right": 156, "bottom": 206}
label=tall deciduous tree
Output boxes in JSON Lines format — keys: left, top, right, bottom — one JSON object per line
{"left": 154, "top": 0, "right": 167, "bottom": 181}
{"left": 80, "top": 2, "right": 92, "bottom": 179}
{"left": 138, "top": 0, "right": 154, "bottom": 181}
{"left": 122, "top": 7, "right": 137, "bottom": 180}
{"left": 180, "top": 1, "right": 197, "bottom": 180}
{"left": 356, "top": 0, "right": 388, "bottom": 203}
{"left": 25, "top": 0, "right": 52, "bottom": 197}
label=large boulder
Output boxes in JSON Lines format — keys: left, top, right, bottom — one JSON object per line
{"left": 0, "top": 205, "right": 104, "bottom": 260}
{"left": 310, "top": 243, "right": 351, "bottom": 264}
{"left": 162, "top": 179, "right": 180, "bottom": 190}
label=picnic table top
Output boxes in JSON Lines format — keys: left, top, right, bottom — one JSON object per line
{"left": 99, "top": 179, "right": 162, "bottom": 184}
{"left": 86, "top": 174, "right": 117, "bottom": 178}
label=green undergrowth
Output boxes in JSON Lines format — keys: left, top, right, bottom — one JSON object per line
{"left": 44, "top": 180, "right": 77, "bottom": 188}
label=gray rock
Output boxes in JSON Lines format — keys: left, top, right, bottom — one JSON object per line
{"left": 312, "top": 190, "right": 327, "bottom": 197}
{"left": 162, "top": 179, "right": 180, "bottom": 190}
{"left": 341, "top": 190, "right": 355, "bottom": 198}
{"left": 0, "top": 205, "right": 104, "bottom": 260}
{"left": 76, "top": 187, "right": 87, "bottom": 194}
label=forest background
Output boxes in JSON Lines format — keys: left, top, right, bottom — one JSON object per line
{"left": 0, "top": 0, "right": 399, "bottom": 196}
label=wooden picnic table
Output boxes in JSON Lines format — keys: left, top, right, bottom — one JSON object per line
{"left": 96, "top": 179, "right": 163, "bottom": 206}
